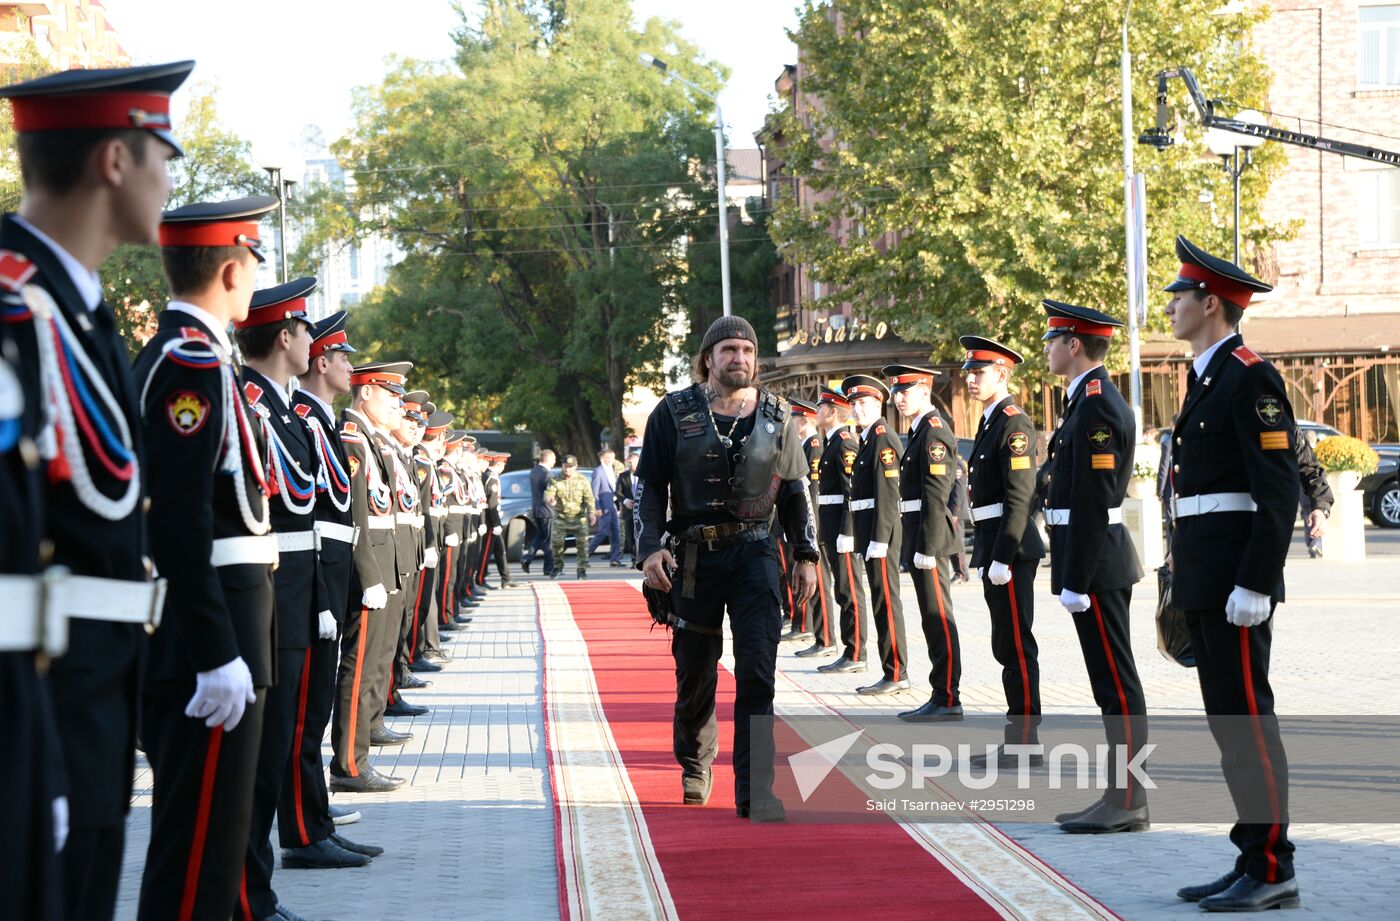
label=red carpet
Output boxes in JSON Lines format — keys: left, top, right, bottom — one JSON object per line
{"left": 556, "top": 582, "right": 1003, "bottom": 921}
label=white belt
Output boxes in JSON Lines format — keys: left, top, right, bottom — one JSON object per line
{"left": 818, "top": 494, "right": 846, "bottom": 506}
{"left": 276, "top": 529, "right": 319, "bottom": 553}
{"left": 1174, "top": 492, "right": 1257, "bottom": 518}
{"left": 1045, "top": 506, "right": 1122, "bottom": 526}
{"left": 898, "top": 499, "right": 922, "bottom": 513}
{"left": 0, "top": 572, "right": 68, "bottom": 655}
{"left": 971, "top": 503, "right": 1004, "bottom": 521}
{"left": 429, "top": 508, "right": 448, "bottom": 519}
{"left": 314, "top": 521, "right": 356, "bottom": 545}
{"left": 449, "top": 505, "right": 469, "bottom": 514}
{"left": 367, "top": 516, "right": 396, "bottom": 530}
{"left": 395, "top": 512, "right": 424, "bottom": 528}
{"left": 211, "top": 534, "right": 280, "bottom": 568}
{"left": 54, "top": 573, "right": 167, "bottom": 630}
{"left": 850, "top": 498, "right": 875, "bottom": 511}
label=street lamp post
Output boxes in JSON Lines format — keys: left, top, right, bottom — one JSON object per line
{"left": 1203, "top": 110, "right": 1266, "bottom": 265}
{"left": 262, "top": 165, "right": 295, "bottom": 283}
{"left": 643, "top": 54, "right": 732, "bottom": 317}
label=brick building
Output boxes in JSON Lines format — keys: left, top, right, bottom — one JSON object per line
{"left": 0, "top": 1, "right": 129, "bottom": 70}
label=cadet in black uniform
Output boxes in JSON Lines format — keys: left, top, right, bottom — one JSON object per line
{"left": 637, "top": 316, "right": 818, "bottom": 821}
{"left": 133, "top": 197, "right": 278, "bottom": 921}
{"left": 1163, "top": 237, "right": 1300, "bottom": 912}
{"left": 842, "top": 374, "right": 909, "bottom": 695}
{"left": 1038, "top": 302, "right": 1149, "bottom": 833}
{"left": 380, "top": 398, "right": 427, "bottom": 725}
{"left": 812, "top": 386, "right": 870, "bottom": 674}
{"left": 481, "top": 452, "right": 517, "bottom": 586}
{"left": 0, "top": 62, "right": 192, "bottom": 921}
{"left": 961, "top": 336, "right": 1045, "bottom": 762}
{"left": 884, "top": 365, "right": 964, "bottom": 722}
{"left": 330, "top": 362, "right": 410, "bottom": 793}
{"left": 400, "top": 396, "right": 441, "bottom": 678}
{"left": 281, "top": 310, "right": 381, "bottom": 868}
{"left": 411, "top": 410, "right": 455, "bottom": 667}
{"left": 790, "top": 398, "right": 837, "bottom": 657}
{"left": 437, "top": 433, "right": 470, "bottom": 627}
{"left": 385, "top": 391, "right": 431, "bottom": 718}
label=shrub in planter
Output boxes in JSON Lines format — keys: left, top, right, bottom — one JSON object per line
{"left": 1313, "top": 436, "right": 1379, "bottom": 476}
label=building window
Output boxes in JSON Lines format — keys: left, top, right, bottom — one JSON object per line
{"left": 1360, "top": 5, "right": 1400, "bottom": 88}
{"left": 347, "top": 245, "right": 360, "bottom": 280}
{"left": 1358, "top": 168, "right": 1400, "bottom": 246}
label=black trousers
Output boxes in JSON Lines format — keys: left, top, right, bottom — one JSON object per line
{"left": 380, "top": 576, "right": 413, "bottom": 718}
{"left": 138, "top": 683, "right": 267, "bottom": 921}
{"left": 620, "top": 503, "right": 636, "bottom": 560}
{"left": 278, "top": 640, "right": 337, "bottom": 849}
{"left": 1073, "top": 589, "right": 1148, "bottom": 809}
{"left": 773, "top": 534, "right": 798, "bottom": 627}
{"left": 911, "top": 557, "right": 961, "bottom": 706}
{"left": 479, "top": 527, "right": 508, "bottom": 582}
{"left": 3, "top": 656, "right": 62, "bottom": 921}
{"left": 823, "top": 540, "right": 869, "bottom": 662}
{"left": 439, "top": 543, "right": 460, "bottom": 626}
{"left": 864, "top": 552, "right": 908, "bottom": 682}
{"left": 331, "top": 598, "right": 396, "bottom": 778}
{"left": 670, "top": 538, "right": 782, "bottom": 804}
{"left": 242, "top": 644, "right": 308, "bottom": 919}
{"left": 982, "top": 560, "right": 1041, "bottom": 745}
{"left": 410, "top": 559, "right": 441, "bottom": 661}
{"left": 797, "top": 549, "right": 837, "bottom": 647}
{"left": 63, "top": 825, "right": 122, "bottom": 921}
{"left": 524, "top": 514, "right": 554, "bottom": 573}
{"left": 1185, "top": 606, "right": 1295, "bottom": 883}
{"left": 393, "top": 566, "right": 431, "bottom": 695}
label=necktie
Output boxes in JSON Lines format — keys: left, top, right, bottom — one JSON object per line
{"left": 1187, "top": 368, "right": 1199, "bottom": 390}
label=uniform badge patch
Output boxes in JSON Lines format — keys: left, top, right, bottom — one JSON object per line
{"left": 929, "top": 443, "right": 948, "bottom": 462}
{"left": 166, "top": 390, "right": 209, "bottom": 436}
{"left": 1009, "top": 456, "right": 1031, "bottom": 470}
{"left": 841, "top": 449, "right": 857, "bottom": 474}
{"left": 879, "top": 447, "right": 897, "bottom": 466}
{"left": 929, "top": 416, "right": 943, "bottom": 428}
{"left": 1087, "top": 424, "right": 1112, "bottom": 449}
{"left": 1255, "top": 395, "right": 1284, "bottom": 427}
{"left": 1232, "top": 346, "right": 1263, "bottom": 367}
{"left": 1260, "top": 431, "right": 1289, "bottom": 451}
{"left": 1085, "top": 379, "right": 1102, "bottom": 397}
{"left": 348, "top": 456, "right": 361, "bottom": 478}
{"left": 929, "top": 463, "right": 947, "bottom": 475}
{"left": 242, "top": 381, "right": 264, "bottom": 405}
{"left": 1002, "top": 405, "right": 1022, "bottom": 417}
{"left": 1091, "top": 454, "right": 1116, "bottom": 470}
{"left": 293, "top": 403, "right": 311, "bottom": 418}
{"left": 1007, "top": 432, "right": 1029, "bottom": 456}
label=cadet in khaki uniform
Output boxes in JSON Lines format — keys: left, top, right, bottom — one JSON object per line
{"left": 546, "top": 455, "right": 594, "bottom": 578}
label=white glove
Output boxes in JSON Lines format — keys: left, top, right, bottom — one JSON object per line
{"left": 362, "top": 583, "right": 388, "bottom": 610}
{"left": 865, "top": 541, "right": 888, "bottom": 559}
{"left": 835, "top": 534, "right": 854, "bottom": 554}
{"left": 492, "top": 526, "right": 502, "bottom": 535}
{"left": 912, "top": 552, "right": 937, "bottom": 570}
{"left": 423, "top": 546, "right": 438, "bottom": 568}
{"left": 1059, "top": 589, "right": 1091, "bottom": 614}
{"left": 185, "top": 656, "right": 256, "bottom": 731}
{"left": 1225, "top": 585, "right": 1272, "bottom": 627}
{"left": 987, "top": 561, "right": 1012, "bottom": 586}
{"left": 973, "top": 567, "right": 983, "bottom": 581}
{"left": 317, "top": 610, "right": 336, "bottom": 640}
{"left": 478, "top": 524, "right": 487, "bottom": 536}
{"left": 53, "top": 795, "right": 68, "bottom": 853}
{"left": 445, "top": 533, "right": 460, "bottom": 547}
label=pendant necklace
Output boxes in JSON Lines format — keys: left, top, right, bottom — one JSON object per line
{"left": 707, "top": 388, "right": 747, "bottom": 448}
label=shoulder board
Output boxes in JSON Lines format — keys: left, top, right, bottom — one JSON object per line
{"left": 0, "top": 251, "right": 37, "bottom": 293}
{"left": 293, "top": 403, "right": 311, "bottom": 418}
{"left": 929, "top": 416, "right": 943, "bottom": 428}
{"left": 178, "top": 326, "right": 210, "bottom": 343}
{"left": 874, "top": 424, "right": 886, "bottom": 436}
{"left": 1085, "top": 379, "right": 1102, "bottom": 397}
{"left": 341, "top": 421, "right": 359, "bottom": 436}
{"left": 838, "top": 429, "right": 856, "bottom": 440}
{"left": 1232, "top": 346, "right": 1263, "bottom": 367}
{"left": 243, "top": 382, "right": 264, "bottom": 405}
{"left": 807, "top": 435, "right": 820, "bottom": 448}
{"left": 1002, "top": 405, "right": 1022, "bottom": 417}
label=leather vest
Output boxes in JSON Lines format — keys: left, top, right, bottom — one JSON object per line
{"left": 668, "top": 384, "right": 789, "bottom": 522}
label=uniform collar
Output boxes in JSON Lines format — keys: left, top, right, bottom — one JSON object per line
{"left": 166, "top": 300, "right": 234, "bottom": 356}
{"left": 1193, "top": 333, "right": 1237, "bottom": 378}
{"left": 11, "top": 214, "right": 102, "bottom": 311}
{"left": 1066, "top": 366, "right": 1099, "bottom": 402}
{"left": 295, "top": 387, "right": 334, "bottom": 420}
{"left": 244, "top": 364, "right": 289, "bottom": 408}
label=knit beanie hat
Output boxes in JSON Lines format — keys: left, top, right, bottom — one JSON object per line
{"left": 699, "top": 314, "right": 757, "bottom": 354}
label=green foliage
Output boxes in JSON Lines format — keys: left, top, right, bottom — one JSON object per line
{"left": 771, "top": 0, "right": 1288, "bottom": 379}
{"left": 1314, "top": 435, "right": 1379, "bottom": 475}
{"left": 682, "top": 200, "right": 780, "bottom": 357}
{"left": 0, "top": 34, "right": 54, "bottom": 212}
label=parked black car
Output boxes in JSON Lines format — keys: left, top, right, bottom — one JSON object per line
{"left": 498, "top": 467, "right": 609, "bottom": 561}
{"left": 1362, "top": 445, "right": 1400, "bottom": 528}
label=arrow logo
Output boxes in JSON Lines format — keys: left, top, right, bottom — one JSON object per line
{"left": 787, "top": 729, "right": 864, "bottom": 802}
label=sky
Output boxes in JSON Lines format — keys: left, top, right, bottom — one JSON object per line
{"left": 103, "top": 0, "right": 800, "bottom": 173}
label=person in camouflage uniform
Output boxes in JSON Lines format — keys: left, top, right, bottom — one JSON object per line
{"left": 546, "top": 455, "right": 596, "bottom": 579}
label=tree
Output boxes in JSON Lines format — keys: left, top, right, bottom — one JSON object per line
{"left": 770, "top": 0, "right": 1288, "bottom": 375}
{"left": 0, "top": 35, "right": 56, "bottom": 212}
{"left": 681, "top": 199, "right": 780, "bottom": 358}
{"left": 299, "top": 0, "right": 727, "bottom": 454}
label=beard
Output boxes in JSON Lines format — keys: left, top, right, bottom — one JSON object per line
{"left": 711, "top": 364, "right": 753, "bottom": 390}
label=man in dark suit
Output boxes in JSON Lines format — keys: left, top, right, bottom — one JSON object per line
{"left": 842, "top": 374, "right": 909, "bottom": 695}
{"left": 961, "top": 336, "right": 1045, "bottom": 763}
{"left": 523, "top": 449, "right": 557, "bottom": 576}
{"left": 616, "top": 450, "right": 640, "bottom": 564}
{"left": 0, "top": 62, "right": 193, "bottom": 920}
{"left": 813, "top": 386, "right": 870, "bottom": 674}
{"left": 1163, "top": 236, "right": 1300, "bottom": 912}
{"left": 1039, "top": 301, "right": 1149, "bottom": 834}
{"left": 884, "top": 365, "right": 963, "bottom": 722}
{"left": 133, "top": 197, "right": 279, "bottom": 921}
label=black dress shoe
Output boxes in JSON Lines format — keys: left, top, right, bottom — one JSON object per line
{"left": 737, "top": 797, "right": 786, "bottom": 822}
{"left": 897, "top": 700, "right": 965, "bottom": 722}
{"left": 780, "top": 627, "right": 814, "bottom": 642}
{"left": 819, "top": 656, "right": 867, "bottom": 674}
{"left": 425, "top": 651, "right": 451, "bottom": 666}
{"left": 682, "top": 769, "right": 712, "bottom": 806}
{"left": 327, "top": 803, "right": 361, "bottom": 825}
{"left": 481, "top": 581, "right": 497, "bottom": 590}
{"left": 795, "top": 643, "right": 836, "bottom": 658}
{"left": 369, "top": 767, "right": 406, "bottom": 787}
{"left": 1199, "top": 875, "right": 1300, "bottom": 912}
{"left": 610, "top": 560, "right": 625, "bottom": 568}
{"left": 273, "top": 905, "right": 314, "bottom": 921}
{"left": 328, "top": 832, "right": 385, "bottom": 857}
{"left": 521, "top": 558, "right": 531, "bottom": 574}
{"left": 384, "top": 701, "right": 428, "bottom": 718}
{"left": 280, "top": 838, "right": 371, "bottom": 869}
{"left": 398, "top": 673, "right": 430, "bottom": 689}
{"left": 1177, "top": 870, "right": 1244, "bottom": 903}
{"left": 1058, "top": 800, "right": 1149, "bottom": 834}
{"left": 1054, "top": 798, "right": 1102, "bottom": 825}
{"left": 967, "top": 745, "right": 1045, "bottom": 769}
{"left": 454, "top": 615, "right": 474, "bottom": 625}
{"left": 407, "top": 659, "right": 442, "bottom": 673}
{"left": 502, "top": 580, "right": 520, "bottom": 587}
{"left": 856, "top": 678, "right": 911, "bottom": 695}
{"left": 370, "top": 727, "right": 411, "bottom": 745}
{"left": 328, "top": 772, "right": 398, "bottom": 793}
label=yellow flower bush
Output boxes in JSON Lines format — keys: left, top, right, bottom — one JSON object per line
{"left": 1313, "top": 435, "right": 1379, "bottom": 475}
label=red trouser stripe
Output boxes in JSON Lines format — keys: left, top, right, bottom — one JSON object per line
{"left": 478, "top": 531, "right": 493, "bottom": 582}
{"left": 178, "top": 726, "right": 225, "bottom": 921}
{"left": 932, "top": 565, "right": 954, "bottom": 705}
{"left": 409, "top": 568, "right": 427, "bottom": 663}
{"left": 776, "top": 540, "right": 798, "bottom": 630}
{"left": 1239, "top": 626, "right": 1283, "bottom": 883}
{"left": 346, "top": 607, "right": 369, "bottom": 778}
{"left": 879, "top": 557, "right": 900, "bottom": 682}
{"left": 1089, "top": 594, "right": 1133, "bottom": 804}
{"left": 1005, "top": 574, "right": 1032, "bottom": 743}
{"left": 291, "top": 646, "right": 313, "bottom": 845}
{"left": 239, "top": 867, "right": 253, "bottom": 920}
{"left": 817, "top": 561, "right": 832, "bottom": 646}
{"left": 844, "top": 552, "right": 862, "bottom": 660}
{"left": 440, "top": 546, "right": 454, "bottom": 623}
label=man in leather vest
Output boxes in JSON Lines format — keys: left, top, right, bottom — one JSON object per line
{"left": 637, "top": 315, "right": 818, "bottom": 822}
